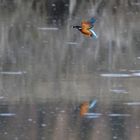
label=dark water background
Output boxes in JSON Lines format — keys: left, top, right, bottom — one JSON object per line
{"left": 0, "top": 0, "right": 140, "bottom": 140}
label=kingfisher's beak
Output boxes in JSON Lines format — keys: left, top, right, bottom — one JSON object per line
{"left": 72, "top": 26, "right": 77, "bottom": 28}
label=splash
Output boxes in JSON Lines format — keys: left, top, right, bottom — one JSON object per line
{"left": 0, "top": 113, "right": 16, "bottom": 117}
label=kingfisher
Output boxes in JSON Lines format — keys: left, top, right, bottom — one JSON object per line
{"left": 73, "top": 17, "right": 98, "bottom": 39}
{"left": 79, "top": 100, "right": 97, "bottom": 116}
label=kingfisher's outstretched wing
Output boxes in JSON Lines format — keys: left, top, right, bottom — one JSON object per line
{"left": 81, "top": 21, "right": 91, "bottom": 29}
{"left": 89, "top": 17, "right": 96, "bottom": 26}
{"left": 89, "top": 28, "right": 98, "bottom": 39}
{"left": 81, "top": 18, "right": 96, "bottom": 29}
{"left": 89, "top": 99, "right": 97, "bottom": 109}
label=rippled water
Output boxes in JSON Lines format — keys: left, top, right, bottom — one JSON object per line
{"left": 0, "top": 0, "right": 140, "bottom": 140}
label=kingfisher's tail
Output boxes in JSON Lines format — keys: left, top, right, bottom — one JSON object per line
{"left": 89, "top": 99, "right": 97, "bottom": 109}
{"left": 89, "top": 28, "right": 98, "bottom": 39}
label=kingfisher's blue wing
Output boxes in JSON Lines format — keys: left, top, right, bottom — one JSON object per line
{"left": 89, "top": 29, "right": 98, "bottom": 39}
{"left": 89, "top": 17, "right": 96, "bottom": 26}
{"left": 89, "top": 99, "right": 97, "bottom": 109}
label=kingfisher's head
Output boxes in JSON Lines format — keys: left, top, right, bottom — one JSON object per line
{"left": 73, "top": 26, "right": 82, "bottom": 31}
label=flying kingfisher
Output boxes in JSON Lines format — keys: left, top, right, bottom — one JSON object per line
{"left": 79, "top": 99, "right": 98, "bottom": 116}
{"left": 73, "top": 17, "right": 98, "bottom": 39}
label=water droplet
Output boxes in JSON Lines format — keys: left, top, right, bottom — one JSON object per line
{"left": 113, "top": 136, "right": 118, "bottom": 139}
{"left": 41, "top": 124, "right": 47, "bottom": 127}
{"left": 136, "top": 125, "right": 140, "bottom": 129}
{"left": 4, "top": 132, "right": 8, "bottom": 135}
{"left": 100, "top": 73, "right": 131, "bottom": 78}
{"left": 124, "top": 102, "right": 140, "bottom": 105}
{"left": 52, "top": 4, "right": 56, "bottom": 7}
{"left": 28, "top": 118, "right": 33, "bottom": 122}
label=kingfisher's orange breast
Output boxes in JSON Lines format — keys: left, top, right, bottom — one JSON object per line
{"left": 80, "top": 101, "right": 89, "bottom": 116}
{"left": 81, "top": 29, "right": 92, "bottom": 36}
{"left": 81, "top": 21, "right": 92, "bottom": 36}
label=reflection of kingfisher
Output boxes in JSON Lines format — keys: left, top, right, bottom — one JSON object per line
{"left": 73, "top": 17, "right": 98, "bottom": 39}
{"left": 80, "top": 100, "right": 97, "bottom": 116}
